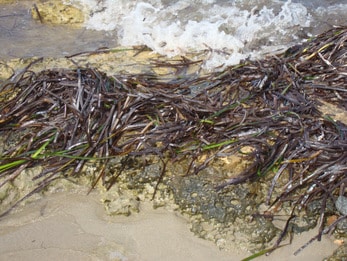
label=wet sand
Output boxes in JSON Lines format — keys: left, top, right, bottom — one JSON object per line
{"left": 0, "top": 190, "right": 337, "bottom": 261}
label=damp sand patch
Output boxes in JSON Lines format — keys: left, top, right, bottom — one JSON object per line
{"left": 0, "top": 27, "right": 347, "bottom": 259}
{"left": 0, "top": 190, "right": 338, "bottom": 261}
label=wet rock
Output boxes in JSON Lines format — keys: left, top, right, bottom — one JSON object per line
{"left": 169, "top": 175, "right": 252, "bottom": 223}
{"left": 290, "top": 215, "right": 317, "bottom": 234}
{"left": 0, "top": 166, "right": 44, "bottom": 214}
{"left": 31, "top": 0, "right": 84, "bottom": 25}
{"left": 306, "top": 198, "right": 336, "bottom": 217}
{"left": 162, "top": 157, "right": 281, "bottom": 251}
{"left": 336, "top": 196, "right": 347, "bottom": 216}
{"left": 102, "top": 191, "right": 140, "bottom": 216}
{"left": 330, "top": 196, "right": 347, "bottom": 237}
{"left": 241, "top": 216, "right": 279, "bottom": 249}
{"left": 334, "top": 219, "right": 347, "bottom": 238}
{"left": 324, "top": 244, "right": 347, "bottom": 261}
{"left": 189, "top": 211, "right": 279, "bottom": 252}
{"left": 124, "top": 156, "right": 163, "bottom": 189}
{"left": 0, "top": 0, "right": 16, "bottom": 3}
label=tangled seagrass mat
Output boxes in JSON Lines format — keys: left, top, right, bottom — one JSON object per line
{"left": 0, "top": 26, "right": 346, "bottom": 256}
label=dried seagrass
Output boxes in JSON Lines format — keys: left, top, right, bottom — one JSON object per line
{"left": 0, "top": 26, "right": 346, "bottom": 253}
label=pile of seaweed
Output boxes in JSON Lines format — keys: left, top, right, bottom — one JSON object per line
{"left": 0, "top": 26, "right": 346, "bottom": 252}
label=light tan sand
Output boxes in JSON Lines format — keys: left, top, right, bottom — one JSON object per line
{"left": 0, "top": 191, "right": 337, "bottom": 261}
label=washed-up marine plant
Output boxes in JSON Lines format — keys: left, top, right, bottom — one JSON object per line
{"left": 0, "top": 26, "right": 346, "bottom": 258}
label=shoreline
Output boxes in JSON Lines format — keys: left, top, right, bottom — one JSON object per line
{"left": 1, "top": 1, "right": 347, "bottom": 260}
{"left": 0, "top": 188, "right": 338, "bottom": 261}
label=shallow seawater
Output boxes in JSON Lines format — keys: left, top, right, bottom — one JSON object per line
{"left": 0, "top": 1, "right": 117, "bottom": 59}
{"left": 1, "top": 0, "right": 347, "bottom": 69}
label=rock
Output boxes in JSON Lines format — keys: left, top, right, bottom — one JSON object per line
{"left": 0, "top": 0, "right": 17, "bottom": 4}
{"left": 324, "top": 244, "right": 347, "bottom": 261}
{"left": 31, "top": 0, "right": 84, "bottom": 25}
{"left": 336, "top": 196, "right": 347, "bottom": 216}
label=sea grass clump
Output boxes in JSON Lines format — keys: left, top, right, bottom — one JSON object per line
{"left": 0, "top": 26, "right": 346, "bottom": 254}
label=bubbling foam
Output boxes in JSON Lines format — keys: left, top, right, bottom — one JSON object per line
{"left": 67, "top": 0, "right": 313, "bottom": 69}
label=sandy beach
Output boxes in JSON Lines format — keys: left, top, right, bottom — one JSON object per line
{"left": 0, "top": 189, "right": 338, "bottom": 261}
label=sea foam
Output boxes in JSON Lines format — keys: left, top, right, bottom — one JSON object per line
{"left": 65, "top": 0, "right": 342, "bottom": 69}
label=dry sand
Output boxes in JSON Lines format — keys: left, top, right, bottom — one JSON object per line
{"left": 0, "top": 191, "right": 337, "bottom": 261}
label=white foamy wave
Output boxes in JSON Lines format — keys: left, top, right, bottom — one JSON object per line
{"left": 315, "top": 4, "right": 347, "bottom": 28}
{"left": 67, "top": 0, "right": 312, "bottom": 69}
